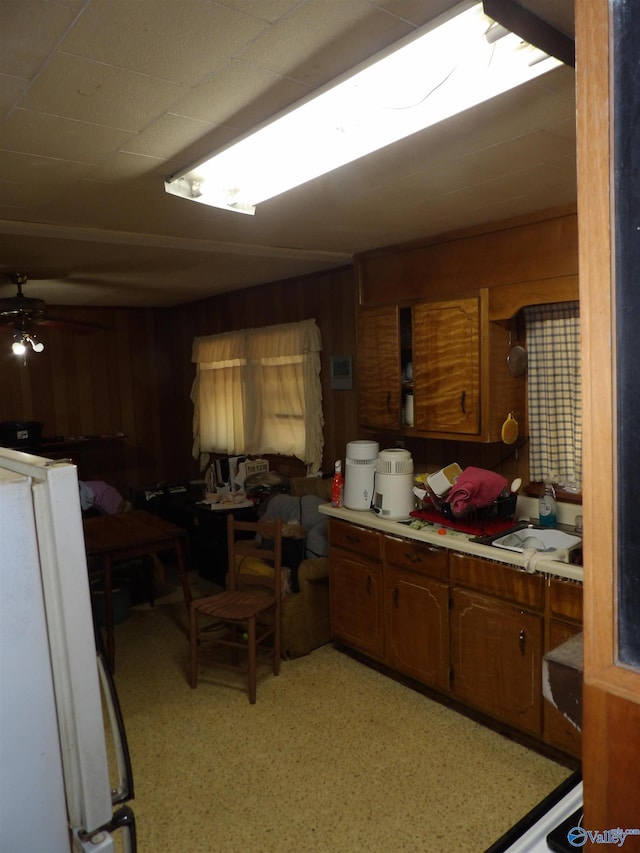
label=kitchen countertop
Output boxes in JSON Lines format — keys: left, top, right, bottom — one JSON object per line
{"left": 320, "top": 503, "right": 584, "bottom": 582}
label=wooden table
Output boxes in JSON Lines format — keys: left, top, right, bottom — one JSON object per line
{"left": 83, "top": 510, "right": 192, "bottom": 671}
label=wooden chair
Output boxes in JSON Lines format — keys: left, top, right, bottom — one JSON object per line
{"left": 189, "top": 514, "right": 283, "bottom": 704}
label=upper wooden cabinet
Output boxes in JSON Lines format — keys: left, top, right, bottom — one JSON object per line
{"left": 356, "top": 290, "right": 526, "bottom": 441}
{"left": 412, "top": 297, "right": 479, "bottom": 435}
{"left": 354, "top": 206, "right": 579, "bottom": 443}
{"left": 357, "top": 306, "right": 401, "bottom": 431}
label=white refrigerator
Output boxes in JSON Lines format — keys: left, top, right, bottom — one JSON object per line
{"left": 0, "top": 447, "right": 136, "bottom": 852}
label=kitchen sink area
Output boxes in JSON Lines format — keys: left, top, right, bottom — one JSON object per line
{"left": 470, "top": 523, "right": 583, "bottom": 565}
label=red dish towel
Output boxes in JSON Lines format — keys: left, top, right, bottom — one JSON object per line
{"left": 446, "top": 467, "right": 508, "bottom": 517}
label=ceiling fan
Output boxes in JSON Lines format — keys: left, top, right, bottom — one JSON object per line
{"left": 0, "top": 273, "right": 108, "bottom": 347}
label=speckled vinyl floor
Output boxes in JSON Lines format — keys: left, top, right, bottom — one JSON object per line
{"left": 109, "top": 583, "right": 572, "bottom": 853}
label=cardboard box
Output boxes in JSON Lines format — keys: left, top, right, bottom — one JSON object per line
{"left": 234, "top": 458, "right": 269, "bottom": 490}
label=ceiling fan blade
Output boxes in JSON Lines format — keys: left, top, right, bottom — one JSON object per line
{"left": 36, "top": 315, "right": 111, "bottom": 332}
{"left": 0, "top": 274, "right": 111, "bottom": 334}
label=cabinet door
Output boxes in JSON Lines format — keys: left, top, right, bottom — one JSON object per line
{"left": 544, "top": 619, "right": 582, "bottom": 758}
{"left": 386, "top": 565, "right": 449, "bottom": 691}
{"left": 357, "top": 306, "right": 401, "bottom": 430}
{"left": 330, "top": 548, "right": 384, "bottom": 660}
{"left": 413, "top": 298, "right": 480, "bottom": 434}
{"left": 451, "top": 588, "right": 543, "bottom": 735}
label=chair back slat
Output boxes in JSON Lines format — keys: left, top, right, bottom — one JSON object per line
{"left": 227, "top": 514, "right": 283, "bottom": 600}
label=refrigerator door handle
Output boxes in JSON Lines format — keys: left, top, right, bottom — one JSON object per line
{"left": 96, "top": 636, "right": 134, "bottom": 805}
{"left": 76, "top": 804, "right": 137, "bottom": 853}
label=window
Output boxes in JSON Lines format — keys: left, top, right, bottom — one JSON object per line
{"left": 191, "top": 319, "right": 324, "bottom": 472}
{"left": 524, "top": 302, "right": 581, "bottom": 488}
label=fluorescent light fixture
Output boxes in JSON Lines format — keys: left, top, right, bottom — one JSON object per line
{"left": 165, "top": 0, "right": 562, "bottom": 215}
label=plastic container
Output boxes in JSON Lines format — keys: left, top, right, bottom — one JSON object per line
{"left": 331, "top": 460, "right": 344, "bottom": 507}
{"left": 538, "top": 483, "right": 557, "bottom": 527}
{"left": 344, "top": 440, "right": 378, "bottom": 510}
{"left": 91, "top": 579, "right": 131, "bottom": 626}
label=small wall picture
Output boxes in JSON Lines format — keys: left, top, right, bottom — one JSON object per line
{"left": 330, "top": 355, "right": 353, "bottom": 390}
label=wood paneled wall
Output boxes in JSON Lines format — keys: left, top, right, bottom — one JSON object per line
{"left": 0, "top": 207, "right": 578, "bottom": 497}
{"left": 0, "top": 266, "right": 359, "bottom": 494}
{"left": 0, "top": 306, "right": 173, "bottom": 493}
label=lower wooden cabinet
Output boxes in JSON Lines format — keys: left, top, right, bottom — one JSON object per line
{"left": 385, "top": 564, "right": 449, "bottom": 691}
{"left": 450, "top": 588, "right": 544, "bottom": 735}
{"left": 329, "top": 521, "right": 384, "bottom": 660}
{"left": 543, "top": 577, "right": 584, "bottom": 758}
{"left": 384, "top": 535, "right": 449, "bottom": 691}
{"left": 328, "top": 518, "right": 582, "bottom": 756}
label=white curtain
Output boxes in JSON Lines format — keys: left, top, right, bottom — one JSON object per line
{"left": 191, "top": 319, "right": 324, "bottom": 472}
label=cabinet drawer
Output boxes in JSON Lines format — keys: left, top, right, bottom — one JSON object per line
{"left": 548, "top": 577, "right": 583, "bottom": 623}
{"left": 329, "top": 518, "right": 382, "bottom": 561}
{"left": 449, "top": 551, "right": 545, "bottom": 609}
{"left": 384, "top": 535, "right": 448, "bottom": 580}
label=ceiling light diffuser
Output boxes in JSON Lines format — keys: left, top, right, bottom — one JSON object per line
{"left": 165, "top": 0, "right": 563, "bottom": 215}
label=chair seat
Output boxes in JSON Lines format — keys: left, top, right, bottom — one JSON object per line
{"left": 193, "top": 590, "right": 273, "bottom": 621}
{"left": 189, "top": 514, "right": 283, "bottom": 703}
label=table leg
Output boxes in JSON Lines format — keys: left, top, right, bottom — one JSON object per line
{"left": 175, "top": 539, "right": 192, "bottom": 608}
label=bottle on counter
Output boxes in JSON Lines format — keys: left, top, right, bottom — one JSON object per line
{"left": 331, "top": 460, "right": 344, "bottom": 507}
{"left": 539, "top": 482, "right": 557, "bottom": 527}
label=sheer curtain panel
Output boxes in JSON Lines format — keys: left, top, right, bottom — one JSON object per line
{"left": 191, "top": 319, "right": 324, "bottom": 473}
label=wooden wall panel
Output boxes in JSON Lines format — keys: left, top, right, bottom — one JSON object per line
{"left": 356, "top": 205, "right": 578, "bottom": 308}
{"left": 0, "top": 306, "right": 169, "bottom": 495}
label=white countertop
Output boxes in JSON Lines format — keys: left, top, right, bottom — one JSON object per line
{"left": 319, "top": 503, "right": 583, "bottom": 582}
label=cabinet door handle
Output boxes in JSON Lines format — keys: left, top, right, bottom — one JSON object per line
{"left": 393, "top": 587, "right": 399, "bottom": 608}
{"left": 460, "top": 390, "right": 466, "bottom": 414}
{"left": 366, "top": 574, "right": 372, "bottom": 595}
{"left": 519, "top": 629, "right": 526, "bottom": 655}
{"left": 386, "top": 391, "right": 391, "bottom": 412}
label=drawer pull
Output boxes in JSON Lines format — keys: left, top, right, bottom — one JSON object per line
{"left": 519, "top": 629, "right": 526, "bottom": 655}
{"left": 405, "top": 551, "right": 422, "bottom": 563}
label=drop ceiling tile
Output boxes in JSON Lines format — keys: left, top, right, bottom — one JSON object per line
{"left": 60, "top": 0, "right": 269, "bottom": 85}
{"left": 120, "top": 112, "right": 229, "bottom": 162}
{"left": 88, "top": 151, "right": 175, "bottom": 185}
{"left": 0, "top": 177, "right": 63, "bottom": 209}
{"left": 458, "top": 130, "right": 576, "bottom": 177}
{"left": 459, "top": 74, "right": 576, "bottom": 147}
{"left": 21, "top": 53, "right": 188, "bottom": 132}
{"left": 534, "top": 64, "right": 576, "bottom": 99}
{"left": 0, "top": 74, "right": 28, "bottom": 119}
{"left": 216, "top": 0, "right": 303, "bottom": 22}
{"left": 0, "top": 0, "right": 80, "bottom": 78}
{"left": 0, "top": 108, "right": 134, "bottom": 163}
{"left": 371, "top": 0, "right": 461, "bottom": 27}
{"left": 169, "top": 60, "right": 309, "bottom": 130}
{"left": 236, "top": 0, "right": 416, "bottom": 86}
{"left": 0, "top": 150, "right": 94, "bottom": 190}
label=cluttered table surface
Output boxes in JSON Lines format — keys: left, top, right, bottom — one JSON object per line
{"left": 319, "top": 501, "right": 584, "bottom": 582}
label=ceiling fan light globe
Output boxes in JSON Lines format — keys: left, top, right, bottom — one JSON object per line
{"left": 12, "top": 340, "right": 26, "bottom": 355}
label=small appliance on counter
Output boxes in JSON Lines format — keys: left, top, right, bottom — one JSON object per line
{"left": 344, "top": 440, "right": 379, "bottom": 510}
{"left": 373, "top": 447, "right": 414, "bottom": 519}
